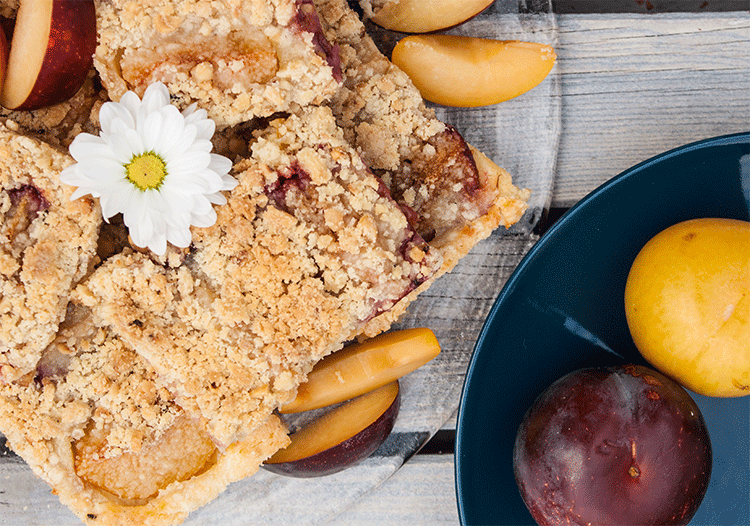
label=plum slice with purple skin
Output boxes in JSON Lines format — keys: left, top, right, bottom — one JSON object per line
{"left": 513, "top": 364, "right": 712, "bottom": 526}
{"left": 263, "top": 381, "right": 400, "bottom": 477}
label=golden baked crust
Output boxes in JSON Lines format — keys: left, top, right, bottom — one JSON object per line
{"left": 94, "top": 0, "right": 342, "bottom": 126}
{"left": 0, "top": 303, "right": 289, "bottom": 526}
{"left": 0, "top": 123, "right": 101, "bottom": 382}
{"left": 74, "top": 106, "right": 441, "bottom": 448}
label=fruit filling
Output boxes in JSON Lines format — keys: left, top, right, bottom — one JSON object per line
{"left": 389, "top": 126, "right": 490, "bottom": 242}
{"left": 1, "top": 185, "right": 49, "bottom": 256}
{"left": 120, "top": 31, "right": 279, "bottom": 96}
{"left": 74, "top": 413, "right": 217, "bottom": 502}
{"left": 293, "top": 0, "right": 342, "bottom": 81}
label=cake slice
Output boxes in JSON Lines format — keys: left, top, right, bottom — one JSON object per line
{"left": 0, "top": 122, "right": 101, "bottom": 382}
{"left": 314, "top": 0, "right": 530, "bottom": 335}
{"left": 94, "top": 0, "right": 342, "bottom": 126}
{"left": 0, "top": 302, "right": 288, "bottom": 526}
{"left": 317, "top": 0, "right": 529, "bottom": 247}
{"left": 74, "top": 106, "right": 442, "bottom": 448}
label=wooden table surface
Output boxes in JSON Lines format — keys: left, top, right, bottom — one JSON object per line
{"left": 334, "top": 7, "right": 750, "bottom": 525}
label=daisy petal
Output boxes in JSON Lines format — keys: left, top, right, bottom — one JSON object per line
{"left": 125, "top": 128, "right": 145, "bottom": 156}
{"left": 209, "top": 153, "right": 233, "bottom": 177}
{"left": 148, "top": 232, "right": 168, "bottom": 256}
{"left": 206, "top": 192, "right": 227, "bottom": 205}
{"left": 166, "top": 225, "right": 192, "bottom": 248}
{"left": 141, "top": 110, "right": 164, "bottom": 152}
{"left": 191, "top": 195, "right": 214, "bottom": 218}
{"left": 69, "top": 134, "right": 108, "bottom": 161}
{"left": 190, "top": 139, "right": 213, "bottom": 153}
{"left": 191, "top": 207, "right": 217, "bottom": 228}
{"left": 70, "top": 187, "right": 96, "bottom": 201}
{"left": 155, "top": 106, "right": 187, "bottom": 157}
{"left": 142, "top": 82, "right": 170, "bottom": 115}
{"left": 193, "top": 119, "right": 215, "bottom": 142}
{"left": 166, "top": 150, "right": 211, "bottom": 175}
{"left": 101, "top": 182, "right": 136, "bottom": 218}
{"left": 100, "top": 100, "right": 136, "bottom": 135}
{"left": 181, "top": 103, "right": 199, "bottom": 118}
{"left": 107, "top": 129, "right": 139, "bottom": 164}
{"left": 221, "top": 173, "right": 239, "bottom": 191}
{"left": 163, "top": 123, "right": 198, "bottom": 160}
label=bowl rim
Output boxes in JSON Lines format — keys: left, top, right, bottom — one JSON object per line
{"left": 454, "top": 130, "right": 750, "bottom": 524}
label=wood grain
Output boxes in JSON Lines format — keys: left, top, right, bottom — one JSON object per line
{"left": 328, "top": 455, "right": 460, "bottom": 526}
{"left": 552, "top": 12, "right": 750, "bottom": 207}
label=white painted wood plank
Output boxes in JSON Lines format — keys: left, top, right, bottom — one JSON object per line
{"left": 329, "top": 455, "right": 459, "bottom": 526}
{"left": 552, "top": 12, "right": 750, "bottom": 207}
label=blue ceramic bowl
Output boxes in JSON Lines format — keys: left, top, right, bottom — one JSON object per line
{"left": 455, "top": 132, "right": 750, "bottom": 525}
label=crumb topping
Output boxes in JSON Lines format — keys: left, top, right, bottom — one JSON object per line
{"left": 75, "top": 106, "right": 440, "bottom": 447}
{"left": 0, "top": 125, "right": 101, "bottom": 381}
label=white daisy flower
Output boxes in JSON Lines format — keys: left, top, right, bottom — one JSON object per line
{"left": 60, "top": 82, "right": 237, "bottom": 255}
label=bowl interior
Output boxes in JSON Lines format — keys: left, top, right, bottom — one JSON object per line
{"left": 455, "top": 132, "right": 750, "bottom": 525}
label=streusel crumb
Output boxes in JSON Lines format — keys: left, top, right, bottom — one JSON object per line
{"left": 75, "top": 106, "right": 441, "bottom": 447}
{"left": 0, "top": 124, "right": 101, "bottom": 381}
{"left": 94, "top": 0, "right": 341, "bottom": 126}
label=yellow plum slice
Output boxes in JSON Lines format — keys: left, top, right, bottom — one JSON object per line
{"left": 391, "top": 35, "right": 556, "bottom": 107}
{"left": 281, "top": 327, "right": 439, "bottom": 413}
{"left": 264, "top": 381, "right": 400, "bottom": 477}
{"left": 368, "top": 0, "right": 495, "bottom": 33}
{"left": 74, "top": 413, "right": 217, "bottom": 501}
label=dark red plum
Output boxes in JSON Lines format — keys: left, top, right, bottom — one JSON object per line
{"left": 513, "top": 364, "right": 712, "bottom": 526}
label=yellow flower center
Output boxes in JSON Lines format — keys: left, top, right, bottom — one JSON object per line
{"left": 125, "top": 152, "right": 167, "bottom": 191}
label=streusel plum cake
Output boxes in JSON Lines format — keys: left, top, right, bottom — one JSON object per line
{"left": 0, "top": 0, "right": 532, "bottom": 524}
{"left": 0, "top": 302, "right": 288, "bottom": 526}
